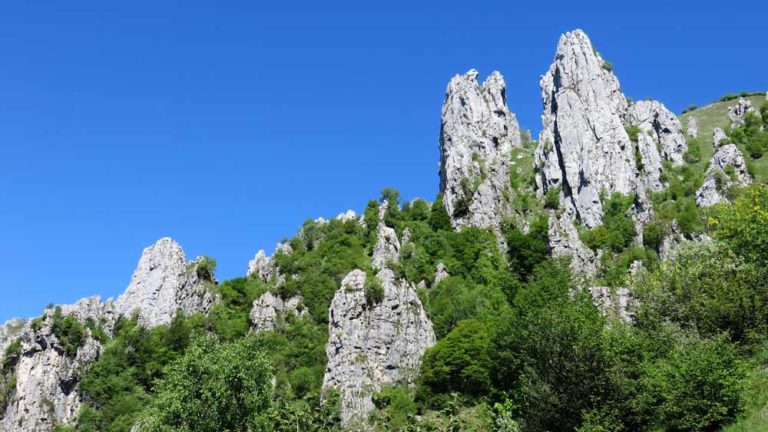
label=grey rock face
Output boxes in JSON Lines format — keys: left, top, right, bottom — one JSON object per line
{"left": 115, "top": 238, "right": 216, "bottom": 327}
{"left": 589, "top": 286, "right": 634, "bottom": 323}
{"left": 439, "top": 69, "right": 521, "bottom": 231}
{"left": 0, "top": 304, "right": 103, "bottom": 431}
{"left": 634, "top": 131, "right": 666, "bottom": 192}
{"left": 247, "top": 249, "right": 273, "bottom": 281}
{"left": 728, "top": 97, "right": 759, "bottom": 128}
{"left": 249, "top": 292, "right": 307, "bottom": 333}
{"left": 687, "top": 116, "right": 699, "bottom": 138}
{"left": 713, "top": 127, "right": 728, "bottom": 146}
{"left": 433, "top": 262, "right": 450, "bottom": 286}
{"left": 322, "top": 208, "right": 435, "bottom": 426}
{"left": 696, "top": 130, "right": 752, "bottom": 207}
{"left": 535, "top": 29, "right": 637, "bottom": 229}
{"left": 658, "top": 221, "right": 685, "bottom": 261}
{"left": 371, "top": 201, "right": 401, "bottom": 271}
{"left": 335, "top": 209, "right": 358, "bottom": 222}
{"left": 626, "top": 100, "right": 688, "bottom": 165}
{"left": 548, "top": 212, "right": 596, "bottom": 276}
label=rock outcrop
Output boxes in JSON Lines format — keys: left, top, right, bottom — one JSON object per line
{"left": 687, "top": 116, "right": 698, "bottom": 138}
{"left": 439, "top": 69, "right": 521, "bottom": 231}
{"left": 535, "top": 29, "right": 637, "bottom": 229}
{"left": 696, "top": 129, "right": 752, "bottom": 207}
{"left": 548, "top": 212, "right": 597, "bottom": 276}
{"left": 728, "top": 97, "right": 759, "bottom": 128}
{"left": 0, "top": 302, "right": 104, "bottom": 431}
{"left": 249, "top": 292, "right": 307, "bottom": 333}
{"left": 247, "top": 249, "right": 274, "bottom": 281}
{"left": 322, "top": 204, "right": 435, "bottom": 426}
{"left": 433, "top": 262, "right": 450, "bottom": 286}
{"left": 115, "top": 238, "right": 216, "bottom": 327}
{"left": 626, "top": 100, "right": 687, "bottom": 165}
{"left": 589, "top": 286, "right": 634, "bottom": 323}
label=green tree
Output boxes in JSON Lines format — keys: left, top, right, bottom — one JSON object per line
{"left": 419, "top": 319, "right": 493, "bottom": 398}
{"left": 136, "top": 336, "right": 273, "bottom": 432}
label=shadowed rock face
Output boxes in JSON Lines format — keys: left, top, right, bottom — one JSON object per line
{"left": 115, "top": 238, "right": 216, "bottom": 327}
{"left": 728, "top": 97, "right": 759, "bottom": 128}
{"left": 696, "top": 128, "right": 752, "bottom": 207}
{"left": 322, "top": 202, "right": 435, "bottom": 426}
{"left": 626, "top": 100, "right": 688, "bottom": 166}
{"left": 439, "top": 69, "right": 521, "bottom": 232}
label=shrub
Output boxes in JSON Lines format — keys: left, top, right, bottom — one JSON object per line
{"left": 195, "top": 256, "right": 216, "bottom": 281}
{"left": 602, "top": 60, "right": 613, "bottom": 72}
{"left": 51, "top": 307, "right": 86, "bottom": 357}
{"left": 581, "top": 193, "right": 636, "bottom": 252}
{"left": 642, "top": 221, "right": 666, "bottom": 252}
{"left": 364, "top": 275, "right": 384, "bottom": 307}
{"left": 544, "top": 186, "right": 560, "bottom": 209}
{"left": 419, "top": 320, "right": 493, "bottom": 398}
{"left": 2, "top": 339, "right": 22, "bottom": 372}
{"left": 625, "top": 125, "right": 641, "bottom": 142}
{"left": 136, "top": 336, "right": 273, "bottom": 431}
{"left": 683, "top": 138, "right": 701, "bottom": 163}
{"left": 720, "top": 93, "right": 738, "bottom": 102}
{"left": 428, "top": 195, "right": 452, "bottom": 232}
{"left": 504, "top": 215, "right": 549, "bottom": 280}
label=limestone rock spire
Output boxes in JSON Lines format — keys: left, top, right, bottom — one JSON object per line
{"left": 439, "top": 69, "right": 521, "bottom": 231}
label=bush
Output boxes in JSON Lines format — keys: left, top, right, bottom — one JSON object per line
{"left": 637, "top": 335, "right": 745, "bottom": 431}
{"left": 136, "top": 336, "right": 273, "bottom": 431}
{"left": 625, "top": 125, "right": 641, "bottom": 142}
{"left": 544, "top": 186, "right": 560, "bottom": 209}
{"left": 602, "top": 60, "right": 613, "bottom": 72}
{"left": 683, "top": 138, "right": 701, "bottom": 163}
{"left": 195, "top": 256, "right": 217, "bottom": 281}
{"left": 51, "top": 307, "right": 86, "bottom": 357}
{"left": 428, "top": 195, "right": 452, "bottom": 232}
{"left": 581, "top": 193, "right": 636, "bottom": 252}
{"left": 504, "top": 215, "right": 549, "bottom": 280}
{"left": 1, "top": 339, "right": 22, "bottom": 372}
{"left": 364, "top": 275, "right": 384, "bottom": 307}
{"left": 712, "top": 184, "right": 768, "bottom": 267}
{"left": 419, "top": 320, "right": 493, "bottom": 399}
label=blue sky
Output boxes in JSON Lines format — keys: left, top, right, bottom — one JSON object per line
{"left": 1, "top": 1, "right": 766, "bottom": 321}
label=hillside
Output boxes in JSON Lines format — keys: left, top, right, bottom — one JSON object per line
{"left": 1, "top": 29, "right": 768, "bottom": 432}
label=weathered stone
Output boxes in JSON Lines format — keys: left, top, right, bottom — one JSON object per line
{"left": 658, "top": 221, "right": 685, "bottom": 261}
{"left": 439, "top": 69, "right": 521, "bottom": 231}
{"left": 713, "top": 127, "right": 728, "bottom": 147}
{"left": 249, "top": 291, "right": 307, "bottom": 333}
{"left": 247, "top": 249, "right": 273, "bottom": 281}
{"left": 335, "top": 209, "right": 358, "bottom": 222}
{"left": 115, "top": 238, "right": 216, "bottom": 327}
{"left": 322, "top": 202, "right": 435, "bottom": 426}
{"left": 687, "top": 116, "right": 699, "bottom": 138}
{"left": 433, "top": 262, "right": 450, "bottom": 286}
{"left": 626, "top": 100, "right": 687, "bottom": 165}
{"left": 535, "top": 29, "right": 637, "bottom": 229}
{"left": 696, "top": 129, "right": 752, "bottom": 207}
{"left": 0, "top": 304, "right": 103, "bottom": 431}
{"left": 548, "top": 212, "right": 596, "bottom": 276}
{"left": 728, "top": 97, "right": 759, "bottom": 128}
{"left": 589, "top": 286, "right": 634, "bottom": 323}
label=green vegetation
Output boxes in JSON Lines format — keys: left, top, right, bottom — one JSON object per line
{"left": 51, "top": 307, "right": 86, "bottom": 357}
{"left": 580, "top": 192, "right": 636, "bottom": 252}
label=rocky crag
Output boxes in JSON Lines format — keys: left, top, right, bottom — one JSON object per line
{"left": 0, "top": 238, "right": 216, "bottom": 431}
{"left": 534, "top": 30, "right": 687, "bottom": 274}
{"left": 322, "top": 202, "right": 436, "bottom": 426}
{"left": 439, "top": 69, "right": 522, "bottom": 234}
{"left": 696, "top": 128, "right": 753, "bottom": 207}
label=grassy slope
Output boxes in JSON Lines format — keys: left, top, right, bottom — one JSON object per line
{"left": 679, "top": 94, "right": 768, "bottom": 179}
{"left": 681, "top": 94, "right": 768, "bottom": 430}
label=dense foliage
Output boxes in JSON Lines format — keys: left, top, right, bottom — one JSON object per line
{"left": 53, "top": 170, "right": 768, "bottom": 431}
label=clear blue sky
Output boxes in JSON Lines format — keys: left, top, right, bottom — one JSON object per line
{"left": 1, "top": 1, "right": 766, "bottom": 321}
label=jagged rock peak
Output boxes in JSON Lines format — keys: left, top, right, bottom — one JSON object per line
{"left": 439, "top": 68, "right": 521, "bottom": 231}
{"left": 371, "top": 200, "right": 401, "bottom": 271}
{"left": 696, "top": 129, "right": 752, "bottom": 207}
{"left": 115, "top": 238, "right": 216, "bottom": 327}
{"left": 626, "top": 100, "right": 688, "bottom": 165}
{"left": 535, "top": 29, "right": 638, "bottom": 229}
{"left": 247, "top": 249, "right": 273, "bottom": 281}
{"left": 728, "top": 97, "right": 759, "bottom": 128}
{"left": 322, "top": 269, "right": 435, "bottom": 426}
{"left": 249, "top": 291, "right": 307, "bottom": 333}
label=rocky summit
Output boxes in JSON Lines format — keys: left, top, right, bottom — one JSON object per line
{"left": 439, "top": 69, "right": 521, "bottom": 233}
